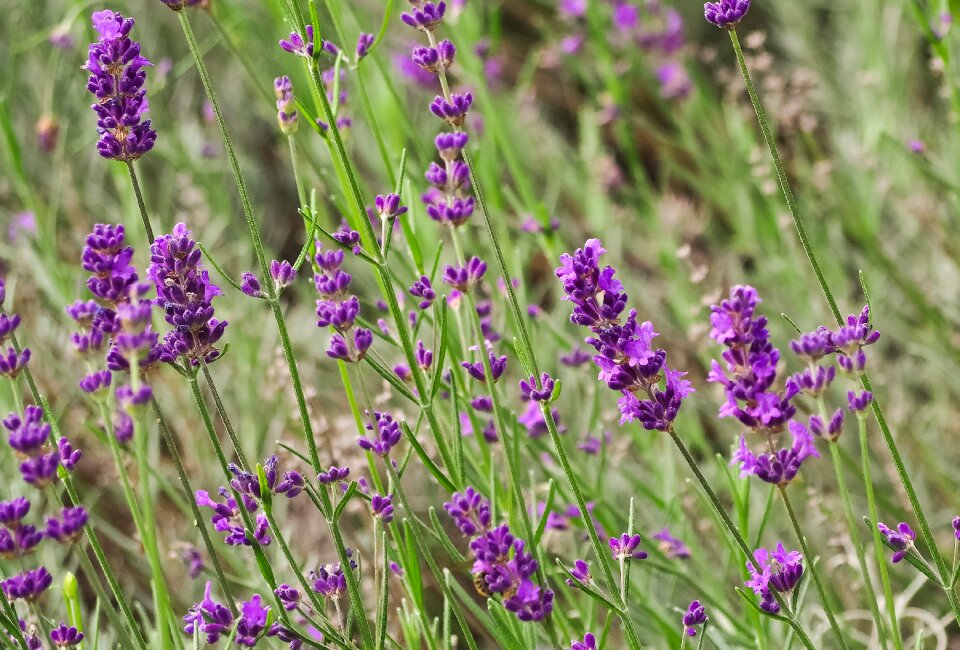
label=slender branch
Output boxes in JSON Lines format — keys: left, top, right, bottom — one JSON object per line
{"left": 125, "top": 161, "right": 155, "bottom": 243}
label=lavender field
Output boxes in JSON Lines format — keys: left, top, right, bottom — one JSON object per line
{"left": 1, "top": 0, "right": 959, "bottom": 647}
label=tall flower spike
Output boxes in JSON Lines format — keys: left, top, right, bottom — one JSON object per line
{"left": 745, "top": 543, "right": 803, "bottom": 614}
{"left": 83, "top": 11, "right": 156, "bottom": 161}
{"left": 357, "top": 411, "right": 402, "bottom": 457}
{"left": 556, "top": 239, "right": 693, "bottom": 430}
{"left": 682, "top": 600, "right": 707, "bottom": 637}
{"left": 314, "top": 242, "right": 372, "bottom": 363}
{"left": 274, "top": 76, "right": 298, "bottom": 134}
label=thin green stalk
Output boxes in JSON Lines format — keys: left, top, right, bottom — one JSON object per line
{"left": 858, "top": 415, "right": 901, "bottom": 649}
{"left": 200, "top": 360, "right": 250, "bottom": 470}
{"left": 667, "top": 430, "right": 815, "bottom": 650}
{"left": 152, "top": 398, "right": 238, "bottom": 616}
{"left": 259, "top": 509, "right": 326, "bottom": 615}
{"left": 125, "top": 161, "right": 155, "bottom": 243}
{"left": 778, "top": 487, "right": 848, "bottom": 649}
{"left": 385, "top": 464, "right": 479, "bottom": 650}
{"left": 827, "top": 442, "right": 889, "bottom": 647}
{"left": 541, "top": 410, "right": 643, "bottom": 650}
{"left": 727, "top": 28, "right": 841, "bottom": 325}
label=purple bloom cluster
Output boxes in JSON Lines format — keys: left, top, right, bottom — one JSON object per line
{"left": 445, "top": 487, "right": 553, "bottom": 621}
{"left": 148, "top": 223, "right": 228, "bottom": 364}
{"left": 556, "top": 239, "right": 693, "bottom": 429}
{"left": 370, "top": 493, "right": 395, "bottom": 523}
{"left": 274, "top": 76, "right": 298, "bottom": 134}
{"left": 682, "top": 600, "right": 707, "bottom": 637}
{"left": 443, "top": 256, "right": 487, "bottom": 293}
{"left": 44, "top": 506, "right": 89, "bottom": 544}
{"left": 570, "top": 633, "right": 597, "bottom": 650}
{"left": 877, "top": 521, "right": 916, "bottom": 563}
{"left": 0, "top": 279, "right": 29, "bottom": 380}
{"left": 609, "top": 532, "right": 648, "bottom": 560}
{"left": 357, "top": 411, "right": 402, "bottom": 457}
{"left": 83, "top": 11, "right": 156, "bottom": 161}
{"left": 745, "top": 543, "right": 803, "bottom": 614}
{"left": 50, "top": 623, "right": 84, "bottom": 647}
{"left": 652, "top": 528, "right": 691, "bottom": 559}
{"left": 731, "top": 420, "right": 820, "bottom": 487}
{"left": 229, "top": 456, "right": 304, "bottom": 500}
{"left": 1, "top": 567, "right": 52, "bottom": 602}
{"left": 0, "top": 498, "right": 42, "bottom": 559}
{"left": 183, "top": 582, "right": 270, "bottom": 646}
{"left": 704, "top": 0, "right": 751, "bottom": 29}
{"left": 423, "top": 132, "right": 473, "bottom": 228}
{"left": 4, "top": 406, "right": 62, "bottom": 487}
{"left": 311, "top": 562, "right": 349, "bottom": 599}
{"left": 314, "top": 243, "right": 373, "bottom": 362}
{"left": 461, "top": 345, "right": 507, "bottom": 384}
{"left": 318, "top": 465, "right": 350, "bottom": 485}
{"left": 520, "top": 372, "right": 555, "bottom": 403}
{"left": 195, "top": 488, "right": 270, "bottom": 547}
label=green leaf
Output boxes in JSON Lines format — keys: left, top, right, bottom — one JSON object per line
{"left": 533, "top": 479, "right": 556, "bottom": 546}
{"left": 364, "top": 354, "right": 420, "bottom": 404}
{"left": 401, "top": 422, "right": 457, "bottom": 492}
{"left": 334, "top": 481, "right": 359, "bottom": 521}
{"left": 429, "top": 506, "right": 466, "bottom": 563}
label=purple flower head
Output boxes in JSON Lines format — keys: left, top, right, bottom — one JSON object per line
{"left": 5, "top": 406, "right": 51, "bottom": 457}
{"left": 331, "top": 226, "right": 362, "bottom": 256}
{"left": 279, "top": 25, "right": 315, "bottom": 58}
{"left": 228, "top": 456, "right": 302, "bottom": 500}
{"left": 443, "top": 257, "right": 487, "bottom": 291}
{"left": 830, "top": 306, "right": 880, "bottom": 355}
{"left": 787, "top": 365, "right": 836, "bottom": 398}
{"left": 953, "top": 516, "right": 960, "bottom": 540}
{"left": 708, "top": 286, "right": 796, "bottom": 433}
{"left": 375, "top": 193, "right": 408, "bottom": 220}
{"left": 731, "top": 420, "right": 820, "bottom": 486}
{"left": 877, "top": 522, "right": 916, "bottom": 563}
{"left": 461, "top": 346, "right": 507, "bottom": 383}
{"left": 235, "top": 594, "right": 269, "bottom": 646}
{"left": 274, "top": 76, "right": 298, "bottom": 134}
{"left": 240, "top": 272, "right": 262, "bottom": 298}
{"left": 566, "top": 559, "right": 591, "bottom": 586}
{"left": 401, "top": 1, "right": 446, "bottom": 31}
{"left": 435, "top": 132, "right": 469, "bottom": 161}
{"left": 1, "top": 567, "right": 52, "bottom": 602}
{"left": 745, "top": 543, "right": 803, "bottom": 613}
{"left": 652, "top": 528, "right": 691, "bottom": 559}
{"left": 0, "top": 524, "right": 42, "bottom": 559}
{"left": 180, "top": 545, "right": 204, "bottom": 579}
{"left": 116, "top": 384, "right": 153, "bottom": 415}
{"left": 429, "top": 93, "right": 473, "bottom": 126}
{"left": 808, "top": 409, "right": 844, "bottom": 441}
{"left": 44, "top": 506, "right": 88, "bottom": 544}
{"left": 114, "top": 410, "right": 133, "bottom": 443}
{"left": 195, "top": 488, "right": 270, "bottom": 547}
{"left": 609, "top": 533, "right": 648, "bottom": 560}
{"left": 704, "top": 0, "right": 750, "bottom": 28}
{"left": 357, "top": 411, "right": 402, "bottom": 457}
{"left": 183, "top": 581, "right": 235, "bottom": 643}
{"left": 444, "top": 487, "right": 492, "bottom": 537}
{"left": 83, "top": 11, "right": 157, "bottom": 160}
{"left": 518, "top": 401, "right": 562, "bottom": 439}
{"left": 275, "top": 583, "right": 301, "bottom": 611}
{"left": 310, "top": 563, "right": 348, "bottom": 599}
{"left": 371, "top": 493, "right": 395, "bottom": 523}
{"left": 427, "top": 196, "right": 474, "bottom": 227}
{"left": 79, "top": 369, "right": 112, "bottom": 398}
{"left": 270, "top": 260, "right": 297, "bottom": 291}
{"left": 520, "top": 373, "right": 555, "bottom": 403}
{"left": 318, "top": 465, "right": 350, "bottom": 484}
{"left": 415, "top": 340, "right": 434, "bottom": 370}
{"left": 0, "top": 498, "right": 31, "bottom": 528}
{"left": 789, "top": 329, "right": 834, "bottom": 362}
{"left": 327, "top": 329, "right": 373, "bottom": 362}
{"left": 570, "top": 633, "right": 597, "bottom": 650}
{"left": 837, "top": 349, "right": 867, "bottom": 374}
{"left": 0, "top": 312, "right": 20, "bottom": 342}
{"left": 19, "top": 452, "right": 61, "bottom": 487}
{"left": 356, "top": 32, "right": 375, "bottom": 59}
{"left": 682, "top": 600, "right": 707, "bottom": 637}
{"left": 149, "top": 223, "right": 227, "bottom": 364}
{"left": 50, "top": 623, "right": 84, "bottom": 648}
{"left": 560, "top": 347, "right": 592, "bottom": 367}
{"left": 504, "top": 579, "right": 554, "bottom": 621}
{"left": 82, "top": 224, "right": 138, "bottom": 304}
{"left": 409, "top": 275, "right": 436, "bottom": 310}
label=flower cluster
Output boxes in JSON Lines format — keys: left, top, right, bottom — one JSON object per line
{"left": 83, "top": 11, "right": 156, "bottom": 161}
{"left": 445, "top": 487, "right": 553, "bottom": 622}
{"left": 682, "top": 600, "right": 708, "bottom": 637}
{"left": 877, "top": 521, "right": 916, "bottom": 564}
{"left": 357, "top": 411, "right": 402, "bottom": 457}
{"left": 704, "top": 0, "right": 751, "bottom": 29}
{"left": 731, "top": 420, "right": 819, "bottom": 487}
{"left": 744, "top": 543, "right": 803, "bottom": 614}
{"left": 274, "top": 76, "right": 298, "bottom": 134}
{"left": 148, "top": 223, "right": 228, "bottom": 364}
{"left": 314, "top": 243, "right": 372, "bottom": 362}
{"left": 183, "top": 582, "right": 271, "bottom": 646}
{"left": 423, "top": 132, "right": 473, "bottom": 228}
{"left": 0, "top": 280, "right": 25, "bottom": 378}
{"left": 195, "top": 488, "right": 270, "bottom": 547}
{"left": 0, "top": 497, "right": 42, "bottom": 558}
{"left": 556, "top": 239, "right": 693, "bottom": 430}
{"left": 4, "top": 406, "right": 64, "bottom": 487}
{"left": 609, "top": 533, "right": 648, "bottom": 561}
{"left": 229, "top": 456, "right": 305, "bottom": 501}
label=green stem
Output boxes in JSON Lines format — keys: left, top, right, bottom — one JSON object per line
{"left": 827, "top": 442, "right": 888, "bottom": 647}
{"left": 858, "top": 415, "right": 902, "bottom": 650}
{"left": 727, "top": 28, "right": 841, "bottom": 325}
{"left": 778, "top": 487, "right": 849, "bottom": 649}
{"left": 667, "top": 430, "right": 815, "bottom": 650}
{"left": 200, "top": 360, "right": 250, "bottom": 470}
{"left": 125, "top": 161, "right": 155, "bottom": 243}
{"left": 152, "top": 398, "right": 238, "bottom": 616}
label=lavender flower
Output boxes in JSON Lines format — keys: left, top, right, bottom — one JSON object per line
{"left": 0, "top": 524, "right": 42, "bottom": 559}
{"left": 356, "top": 32, "right": 374, "bottom": 59}
{"left": 429, "top": 92, "right": 473, "bottom": 126}
{"left": 609, "top": 533, "right": 648, "bottom": 560}
{"left": 315, "top": 243, "right": 372, "bottom": 362}
{"left": 444, "top": 487, "right": 492, "bottom": 537}
{"left": 195, "top": 488, "right": 270, "bottom": 547}
{"left": 311, "top": 563, "right": 347, "bottom": 599}
{"left": 274, "top": 76, "right": 298, "bottom": 134}
{"left": 83, "top": 11, "right": 156, "bottom": 160}
{"left": 180, "top": 545, "right": 205, "bottom": 579}
{"left": 409, "top": 276, "right": 436, "bottom": 309}
{"left": 652, "top": 528, "right": 691, "bottom": 559}
{"left": 234, "top": 594, "right": 269, "bottom": 646}
{"left": 82, "top": 224, "right": 138, "bottom": 305}
{"left": 279, "top": 25, "right": 315, "bottom": 58}
{"left": 682, "top": 600, "right": 707, "bottom": 636}
{"left": 704, "top": 0, "right": 750, "bottom": 28}
{"left": 0, "top": 498, "right": 31, "bottom": 528}
{"left": 371, "top": 493, "right": 395, "bottom": 523}
{"left": 4, "top": 407, "right": 62, "bottom": 486}
{"left": 49, "top": 623, "right": 84, "bottom": 648}
{"left": 0, "top": 311, "right": 20, "bottom": 342}
{"left": 275, "top": 583, "right": 301, "bottom": 611}
{"left": 461, "top": 347, "right": 507, "bottom": 383}
{"left": 357, "top": 411, "right": 402, "bottom": 457}
{"left": 848, "top": 390, "right": 873, "bottom": 414}
{"left": 745, "top": 543, "right": 803, "bottom": 614}
{"left": 731, "top": 420, "right": 819, "bottom": 486}
{"left": 229, "top": 456, "right": 303, "bottom": 500}
{"left": 44, "top": 507, "right": 88, "bottom": 544}
{"left": 401, "top": 2, "right": 447, "bottom": 31}
{"left": 183, "top": 581, "right": 234, "bottom": 643}
{"left": 556, "top": 239, "right": 693, "bottom": 429}
{"left": 470, "top": 525, "right": 553, "bottom": 621}
{"left": 566, "top": 559, "right": 591, "bottom": 586}
{"left": 1, "top": 567, "right": 52, "bottom": 602}
{"left": 877, "top": 522, "right": 916, "bottom": 563}
{"left": 443, "top": 257, "right": 486, "bottom": 291}
{"left": 570, "top": 633, "right": 597, "bottom": 650}
{"left": 318, "top": 465, "right": 350, "bottom": 484}
{"left": 953, "top": 516, "right": 960, "bottom": 540}
{"left": 520, "top": 373, "right": 555, "bottom": 402}
{"left": 240, "top": 272, "right": 262, "bottom": 298}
